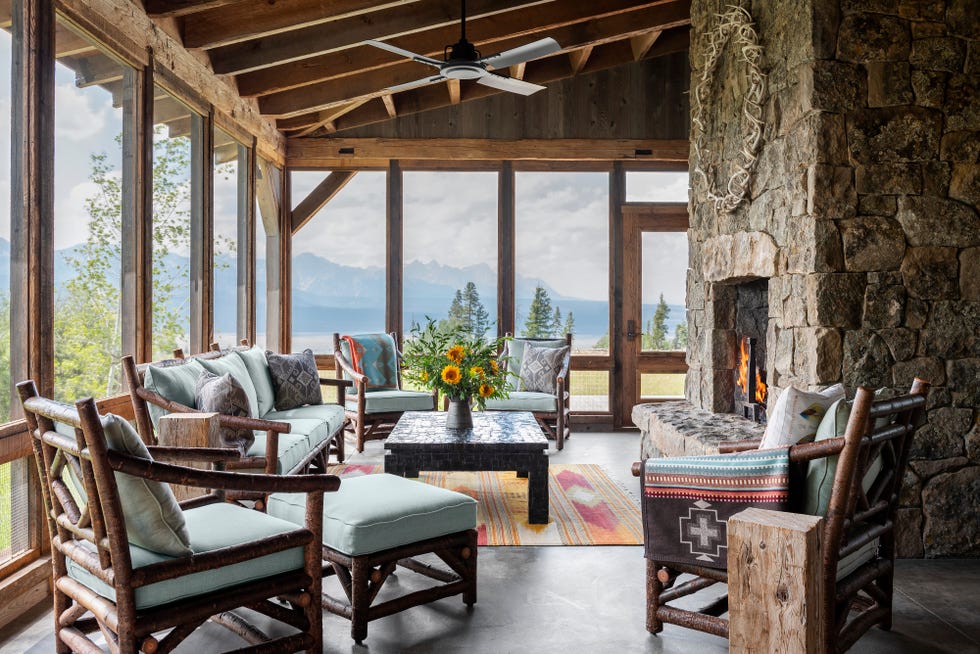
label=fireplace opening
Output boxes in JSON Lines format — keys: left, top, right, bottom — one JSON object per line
{"left": 732, "top": 279, "right": 769, "bottom": 423}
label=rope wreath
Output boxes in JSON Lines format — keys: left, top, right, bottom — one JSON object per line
{"left": 691, "top": 5, "right": 767, "bottom": 216}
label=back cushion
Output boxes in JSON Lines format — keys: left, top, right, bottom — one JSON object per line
{"left": 143, "top": 359, "right": 206, "bottom": 428}
{"left": 195, "top": 370, "right": 256, "bottom": 455}
{"left": 196, "top": 353, "right": 259, "bottom": 418}
{"left": 266, "top": 349, "right": 323, "bottom": 410}
{"left": 340, "top": 333, "right": 399, "bottom": 390}
{"left": 503, "top": 338, "right": 567, "bottom": 375}
{"left": 519, "top": 344, "right": 569, "bottom": 394}
{"left": 758, "top": 384, "right": 845, "bottom": 449}
{"left": 101, "top": 414, "right": 192, "bottom": 556}
{"left": 236, "top": 346, "right": 276, "bottom": 417}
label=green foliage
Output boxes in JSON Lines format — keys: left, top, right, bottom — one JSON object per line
{"left": 551, "top": 306, "right": 562, "bottom": 337}
{"left": 562, "top": 311, "right": 575, "bottom": 338}
{"left": 642, "top": 294, "right": 671, "bottom": 350}
{"left": 444, "top": 281, "right": 490, "bottom": 336}
{"left": 0, "top": 293, "right": 10, "bottom": 422}
{"left": 402, "top": 319, "right": 511, "bottom": 409}
{"left": 522, "top": 286, "right": 553, "bottom": 338}
{"left": 672, "top": 322, "right": 688, "bottom": 350}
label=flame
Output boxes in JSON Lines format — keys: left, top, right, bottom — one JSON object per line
{"left": 737, "top": 339, "right": 768, "bottom": 405}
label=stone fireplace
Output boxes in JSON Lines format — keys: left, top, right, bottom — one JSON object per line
{"left": 679, "top": 0, "right": 980, "bottom": 558}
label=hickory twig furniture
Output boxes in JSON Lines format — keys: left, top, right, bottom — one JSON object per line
{"left": 18, "top": 380, "right": 338, "bottom": 654}
{"left": 632, "top": 379, "right": 929, "bottom": 652}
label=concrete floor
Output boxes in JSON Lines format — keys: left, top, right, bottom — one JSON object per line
{"left": 2, "top": 431, "right": 979, "bottom": 653}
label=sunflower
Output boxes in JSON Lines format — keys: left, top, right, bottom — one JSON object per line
{"left": 489, "top": 359, "right": 499, "bottom": 374}
{"left": 441, "top": 364, "right": 462, "bottom": 384}
{"left": 420, "top": 371, "right": 429, "bottom": 382}
{"left": 470, "top": 365, "right": 485, "bottom": 378}
{"left": 478, "top": 383, "right": 494, "bottom": 398}
{"left": 446, "top": 345, "right": 465, "bottom": 363}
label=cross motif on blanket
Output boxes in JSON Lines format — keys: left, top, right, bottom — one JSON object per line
{"left": 679, "top": 501, "right": 727, "bottom": 562}
{"left": 689, "top": 514, "right": 720, "bottom": 548}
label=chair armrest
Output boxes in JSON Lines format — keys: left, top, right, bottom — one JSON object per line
{"left": 320, "top": 378, "right": 353, "bottom": 388}
{"left": 333, "top": 352, "right": 368, "bottom": 386}
{"left": 107, "top": 450, "right": 341, "bottom": 493}
{"left": 631, "top": 461, "right": 644, "bottom": 477}
{"left": 719, "top": 439, "right": 762, "bottom": 453}
{"left": 147, "top": 446, "right": 241, "bottom": 464}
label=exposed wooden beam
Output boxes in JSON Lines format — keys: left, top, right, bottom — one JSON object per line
{"left": 143, "top": 0, "right": 245, "bottom": 17}
{"left": 287, "top": 138, "right": 688, "bottom": 166}
{"left": 234, "top": 0, "right": 688, "bottom": 97}
{"left": 290, "top": 171, "right": 358, "bottom": 234}
{"left": 568, "top": 45, "right": 593, "bottom": 74}
{"left": 446, "top": 79, "right": 461, "bottom": 105}
{"left": 314, "top": 27, "right": 689, "bottom": 134}
{"left": 0, "top": 0, "right": 11, "bottom": 29}
{"left": 209, "top": 0, "right": 557, "bottom": 75}
{"left": 382, "top": 93, "right": 398, "bottom": 118}
{"left": 509, "top": 62, "right": 526, "bottom": 80}
{"left": 69, "top": 53, "right": 125, "bottom": 88}
{"left": 631, "top": 29, "right": 661, "bottom": 59}
{"left": 183, "top": 0, "right": 422, "bottom": 50}
{"left": 287, "top": 99, "right": 371, "bottom": 138}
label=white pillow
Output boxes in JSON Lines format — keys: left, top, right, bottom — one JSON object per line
{"left": 759, "top": 384, "right": 845, "bottom": 449}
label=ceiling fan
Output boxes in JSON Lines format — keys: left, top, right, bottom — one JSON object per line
{"left": 365, "top": 0, "right": 561, "bottom": 96}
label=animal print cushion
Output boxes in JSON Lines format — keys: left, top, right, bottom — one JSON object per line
{"left": 194, "top": 370, "right": 255, "bottom": 455}
{"left": 265, "top": 349, "right": 323, "bottom": 410}
{"left": 518, "top": 344, "right": 569, "bottom": 394}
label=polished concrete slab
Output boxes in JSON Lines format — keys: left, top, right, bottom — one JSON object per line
{"left": 3, "top": 431, "right": 978, "bottom": 653}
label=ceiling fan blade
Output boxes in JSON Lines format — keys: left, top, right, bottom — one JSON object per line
{"left": 364, "top": 40, "right": 443, "bottom": 67}
{"left": 479, "top": 37, "right": 561, "bottom": 70}
{"left": 477, "top": 72, "right": 546, "bottom": 96}
{"left": 385, "top": 74, "right": 446, "bottom": 93}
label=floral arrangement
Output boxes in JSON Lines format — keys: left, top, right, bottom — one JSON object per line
{"left": 402, "top": 320, "right": 511, "bottom": 409}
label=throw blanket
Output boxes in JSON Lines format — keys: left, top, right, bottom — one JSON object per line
{"left": 642, "top": 448, "right": 790, "bottom": 569}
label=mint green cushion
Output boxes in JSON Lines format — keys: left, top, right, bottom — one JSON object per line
{"left": 143, "top": 359, "right": 206, "bottom": 428}
{"left": 247, "top": 432, "right": 314, "bottom": 474}
{"left": 236, "top": 346, "right": 276, "bottom": 417}
{"left": 265, "top": 404, "right": 346, "bottom": 439}
{"left": 66, "top": 503, "right": 305, "bottom": 610}
{"left": 272, "top": 418, "right": 334, "bottom": 450}
{"left": 344, "top": 390, "right": 434, "bottom": 414}
{"left": 268, "top": 474, "right": 477, "bottom": 556}
{"left": 836, "top": 538, "right": 879, "bottom": 581}
{"left": 484, "top": 391, "right": 557, "bottom": 413}
{"left": 504, "top": 339, "right": 567, "bottom": 375}
{"left": 197, "top": 354, "right": 259, "bottom": 418}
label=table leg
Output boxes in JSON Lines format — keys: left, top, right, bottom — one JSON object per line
{"left": 516, "top": 470, "right": 528, "bottom": 478}
{"left": 384, "top": 454, "right": 405, "bottom": 477}
{"left": 527, "top": 457, "right": 549, "bottom": 524}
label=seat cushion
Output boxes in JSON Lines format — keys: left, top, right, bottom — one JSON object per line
{"left": 485, "top": 391, "right": 557, "bottom": 413}
{"left": 268, "top": 417, "right": 336, "bottom": 451}
{"left": 264, "top": 404, "right": 346, "bottom": 440}
{"left": 143, "top": 359, "right": 206, "bottom": 428}
{"left": 66, "top": 503, "right": 305, "bottom": 610}
{"left": 344, "top": 389, "right": 435, "bottom": 414}
{"left": 269, "top": 474, "right": 477, "bottom": 556}
{"left": 236, "top": 346, "right": 277, "bottom": 416}
{"left": 247, "top": 432, "right": 315, "bottom": 474}
{"left": 197, "top": 354, "right": 260, "bottom": 418}
{"left": 339, "top": 333, "right": 400, "bottom": 390}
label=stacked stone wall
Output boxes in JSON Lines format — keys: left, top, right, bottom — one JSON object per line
{"left": 687, "top": 0, "right": 979, "bottom": 557}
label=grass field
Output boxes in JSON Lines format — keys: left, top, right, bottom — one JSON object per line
{"left": 1, "top": 463, "right": 11, "bottom": 557}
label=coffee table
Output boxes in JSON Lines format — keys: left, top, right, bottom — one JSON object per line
{"left": 384, "top": 411, "right": 550, "bottom": 524}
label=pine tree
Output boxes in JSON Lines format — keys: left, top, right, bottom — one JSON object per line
{"left": 522, "top": 286, "right": 553, "bottom": 337}
{"left": 446, "top": 289, "right": 466, "bottom": 330}
{"left": 649, "top": 293, "right": 671, "bottom": 350}
{"left": 672, "top": 322, "right": 688, "bottom": 350}
{"left": 551, "top": 306, "right": 562, "bottom": 337}
{"left": 462, "top": 281, "right": 491, "bottom": 336}
{"left": 562, "top": 311, "right": 575, "bottom": 337}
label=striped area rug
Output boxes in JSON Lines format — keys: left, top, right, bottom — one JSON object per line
{"left": 327, "top": 463, "right": 642, "bottom": 546}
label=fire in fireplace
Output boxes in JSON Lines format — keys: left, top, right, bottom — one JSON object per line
{"left": 736, "top": 336, "right": 767, "bottom": 422}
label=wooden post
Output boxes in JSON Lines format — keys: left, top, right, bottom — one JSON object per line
{"left": 386, "top": 160, "right": 403, "bottom": 340}
{"left": 497, "top": 161, "right": 515, "bottom": 339}
{"left": 157, "top": 412, "right": 220, "bottom": 501}
{"left": 728, "top": 508, "right": 825, "bottom": 654}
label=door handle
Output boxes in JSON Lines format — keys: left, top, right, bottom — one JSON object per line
{"left": 627, "top": 320, "right": 636, "bottom": 341}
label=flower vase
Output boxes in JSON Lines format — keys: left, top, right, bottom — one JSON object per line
{"left": 446, "top": 396, "right": 473, "bottom": 430}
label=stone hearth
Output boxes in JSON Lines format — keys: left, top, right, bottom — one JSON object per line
{"left": 682, "top": 0, "right": 980, "bottom": 557}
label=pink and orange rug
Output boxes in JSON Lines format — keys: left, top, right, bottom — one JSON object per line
{"left": 327, "top": 463, "right": 642, "bottom": 546}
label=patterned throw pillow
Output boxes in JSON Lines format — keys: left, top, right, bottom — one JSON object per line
{"left": 518, "top": 344, "right": 569, "bottom": 394}
{"left": 758, "top": 384, "right": 845, "bottom": 449}
{"left": 340, "top": 333, "right": 400, "bottom": 390}
{"left": 195, "top": 370, "right": 255, "bottom": 455}
{"left": 265, "top": 349, "right": 323, "bottom": 410}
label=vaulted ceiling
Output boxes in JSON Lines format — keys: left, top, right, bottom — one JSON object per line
{"left": 140, "top": 0, "right": 692, "bottom": 138}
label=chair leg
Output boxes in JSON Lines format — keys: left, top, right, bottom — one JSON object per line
{"left": 53, "top": 591, "right": 72, "bottom": 654}
{"left": 350, "top": 557, "right": 371, "bottom": 644}
{"left": 556, "top": 411, "right": 565, "bottom": 451}
{"left": 355, "top": 418, "right": 366, "bottom": 453}
{"left": 463, "top": 530, "right": 478, "bottom": 606}
{"left": 647, "top": 558, "right": 664, "bottom": 634}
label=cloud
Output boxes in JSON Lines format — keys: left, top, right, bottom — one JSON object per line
{"left": 54, "top": 82, "right": 109, "bottom": 142}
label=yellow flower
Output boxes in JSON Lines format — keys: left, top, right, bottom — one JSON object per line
{"left": 420, "top": 371, "right": 429, "bottom": 382}
{"left": 446, "top": 345, "right": 465, "bottom": 363}
{"left": 489, "top": 359, "right": 499, "bottom": 374}
{"left": 470, "top": 366, "right": 485, "bottom": 378}
{"left": 479, "top": 383, "right": 494, "bottom": 398}
{"left": 441, "top": 365, "right": 462, "bottom": 384}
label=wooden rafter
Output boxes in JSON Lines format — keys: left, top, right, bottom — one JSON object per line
{"left": 631, "top": 29, "right": 662, "bottom": 59}
{"left": 510, "top": 62, "right": 527, "bottom": 80}
{"left": 446, "top": 79, "right": 461, "bottom": 105}
{"left": 568, "top": 46, "right": 593, "bottom": 74}
{"left": 208, "top": 0, "right": 555, "bottom": 75}
{"left": 143, "top": 0, "right": 245, "bottom": 17}
{"left": 381, "top": 94, "right": 398, "bottom": 118}
{"left": 234, "top": 0, "right": 688, "bottom": 98}
{"left": 290, "top": 171, "right": 358, "bottom": 234}
{"left": 287, "top": 99, "right": 372, "bottom": 138}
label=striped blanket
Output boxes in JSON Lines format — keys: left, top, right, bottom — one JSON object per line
{"left": 641, "top": 449, "right": 790, "bottom": 569}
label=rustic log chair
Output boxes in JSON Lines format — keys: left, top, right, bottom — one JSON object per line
{"left": 484, "top": 333, "right": 572, "bottom": 450}
{"left": 122, "top": 345, "right": 348, "bottom": 505}
{"left": 631, "top": 379, "right": 929, "bottom": 652}
{"left": 333, "top": 332, "right": 437, "bottom": 453}
{"left": 18, "top": 380, "right": 338, "bottom": 654}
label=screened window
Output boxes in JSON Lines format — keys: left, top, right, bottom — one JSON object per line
{"left": 290, "top": 171, "right": 385, "bottom": 351}
{"left": 213, "top": 127, "right": 246, "bottom": 343}
{"left": 0, "top": 22, "right": 11, "bottom": 423}
{"left": 625, "top": 171, "right": 689, "bottom": 202}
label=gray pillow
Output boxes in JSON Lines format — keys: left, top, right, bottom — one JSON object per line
{"left": 519, "top": 344, "right": 569, "bottom": 394}
{"left": 265, "top": 349, "right": 322, "bottom": 410}
{"left": 196, "top": 353, "right": 259, "bottom": 418}
{"left": 195, "top": 370, "right": 255, "bottom": 455}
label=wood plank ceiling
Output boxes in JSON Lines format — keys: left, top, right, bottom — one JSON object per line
{"left": 141, "top": 0, "right": 692, "bottom": 139}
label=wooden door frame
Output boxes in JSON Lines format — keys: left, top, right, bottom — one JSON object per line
{"left": 614, "top": 202, "right": 689, "bottom": 427}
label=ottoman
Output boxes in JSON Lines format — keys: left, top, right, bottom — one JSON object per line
{"left": 269, "top": 473, "right": 478, "bottom": 643}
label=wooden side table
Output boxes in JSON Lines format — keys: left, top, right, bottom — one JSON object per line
{"left": 157, "top": 412, "right": 220, "bottom": 501}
